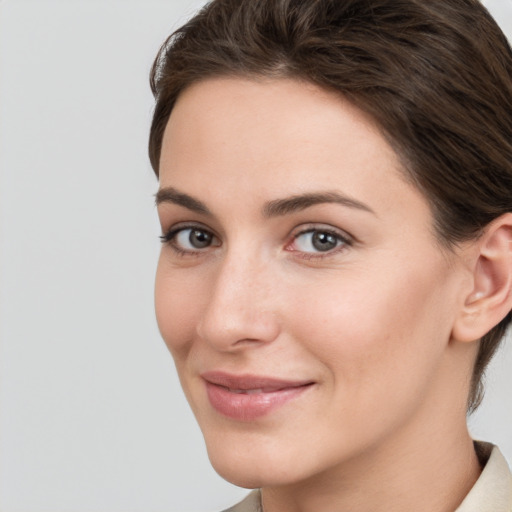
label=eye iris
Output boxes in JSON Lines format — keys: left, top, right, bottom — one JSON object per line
{"left": 312, "top": 231, "right": 338, "bottom": 251}
{"left": 190, "top": 229, "right": 212, "bottom": 248}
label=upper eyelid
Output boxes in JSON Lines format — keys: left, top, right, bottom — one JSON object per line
{"left": 290, "top": 223, "right": 354, "bottom": 242}
{"left": 294, "top": 226, "right": 349, "bottom": 237}
{"left": 161, "top": 221, "right": 217, "bottom": 237}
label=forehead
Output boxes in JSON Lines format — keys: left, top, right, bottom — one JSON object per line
{"left": 159, "top": 77, "right": 430, "bottom": 225}
{"left": 163, "top": 77, "right": 390, "bottom": 163}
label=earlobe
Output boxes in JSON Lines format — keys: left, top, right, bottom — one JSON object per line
{"left": 452, "top": 213, "right": 512, "bottom": 343}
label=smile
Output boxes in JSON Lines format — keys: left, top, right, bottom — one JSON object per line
{"left": 201, "top": 372, "right": 314, "bottom": 421}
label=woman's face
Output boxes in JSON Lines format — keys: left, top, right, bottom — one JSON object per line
{"left": 155, "top": 78, "right": 472, "bottom": 487}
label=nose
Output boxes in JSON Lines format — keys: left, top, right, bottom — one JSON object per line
{"left": 196, "top": 251, "right": 281, "bottom": 351}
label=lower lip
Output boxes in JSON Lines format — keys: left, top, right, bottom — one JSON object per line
{"left": 205, "top": 382, "right": 312, "bottom": 421}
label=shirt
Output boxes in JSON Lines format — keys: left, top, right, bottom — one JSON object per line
{"left": 222, "top": 442, "right": 512, "bottom": 512}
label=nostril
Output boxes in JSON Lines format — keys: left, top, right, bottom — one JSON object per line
{"left": 196, "top": 306, "right": 281, "bottom": 351}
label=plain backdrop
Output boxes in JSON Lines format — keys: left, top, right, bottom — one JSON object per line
{"left": 0, "top": 1, "right": 511, "bottom": 511}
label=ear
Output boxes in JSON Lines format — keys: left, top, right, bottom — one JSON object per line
{"left": 452, "top": 213, "right": 512, "bottom": 343}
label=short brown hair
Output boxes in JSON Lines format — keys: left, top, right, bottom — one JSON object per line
{"left": 149, "top": 0, "right": 512, "bottom": 411}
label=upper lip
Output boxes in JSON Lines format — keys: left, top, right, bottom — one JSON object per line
{"left": 201, "top": 371, "right": 314, "bottom": 391}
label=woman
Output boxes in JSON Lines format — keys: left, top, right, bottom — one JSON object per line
{"left": 149, "top": 0, "right": 512, "bottom": 510}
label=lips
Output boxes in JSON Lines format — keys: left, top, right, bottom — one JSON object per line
{"left": 201, "top": 371, "right": 314, "bottom": 421}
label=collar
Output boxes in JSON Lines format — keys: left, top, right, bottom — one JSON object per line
{"left": 455, "top": 442, "right": 512, "bottom": 512}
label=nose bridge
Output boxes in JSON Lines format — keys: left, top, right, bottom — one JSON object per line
{"left": 197, "top": 245, "right": 280, "bottom": 349}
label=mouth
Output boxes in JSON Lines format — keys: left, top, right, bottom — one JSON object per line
{"left": 201, "top": 371, "right": 315, "bottom": 421}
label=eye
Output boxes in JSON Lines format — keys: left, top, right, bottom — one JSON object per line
{"left": 176, "top": 228, "right": 213, "bottom": 249}
{"left": 160, "top": 225, "right": 219, "bottom": 254}
{"left": 287, "top": 227, "right": 351, "bottom": 255}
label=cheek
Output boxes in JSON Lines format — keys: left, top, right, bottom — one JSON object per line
{"left": 287, "top": 259, "right": 456, "bottom": 397}
{"left": 154, "top": 257, "right": 205, "bottom": 357}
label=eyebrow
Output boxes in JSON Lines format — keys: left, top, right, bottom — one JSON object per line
{"left": 155, "top": 187, "right": 212, "bottom": 215}
{"left": 155, "top": 187, "right": 375, "bottom": 217}
{"left": 263, "top": 191, "right": 375, "bottom": 217}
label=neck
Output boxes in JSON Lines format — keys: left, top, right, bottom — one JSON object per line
{"left": 262, "top": 427, "right": 479, "bottom": 512}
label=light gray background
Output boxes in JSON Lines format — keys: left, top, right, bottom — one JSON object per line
{"left": 0, "top": 1, "right": 511, "bottom": 511}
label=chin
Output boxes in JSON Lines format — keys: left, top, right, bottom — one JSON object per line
{"left": 211, "top": 460, "right": 266, "bottom": 489}
{"left": 204, "top": 437, "right": 268, "bottom": 487}
{"left": 208, "top": 452, "right": 295, "bottom": 489}
{"left": 203, "top": 430, "right": 325, "bottom": 489}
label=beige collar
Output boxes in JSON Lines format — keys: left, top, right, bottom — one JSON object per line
{"left": 455, "top": 442, "right": 512, "bottom": 512}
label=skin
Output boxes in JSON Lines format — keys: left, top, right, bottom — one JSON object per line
{"left": 155, "top": 77, "right": 483, "bottom": 512}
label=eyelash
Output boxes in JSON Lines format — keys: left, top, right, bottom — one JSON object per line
{"left": 159, "top": 223, "right": 217, "bottom": 257}
{"left": 286, "top": 226, "right": 353, "bottom": 259}
{"left": 159, "top": 224, "right": 353, "bottom": 259}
